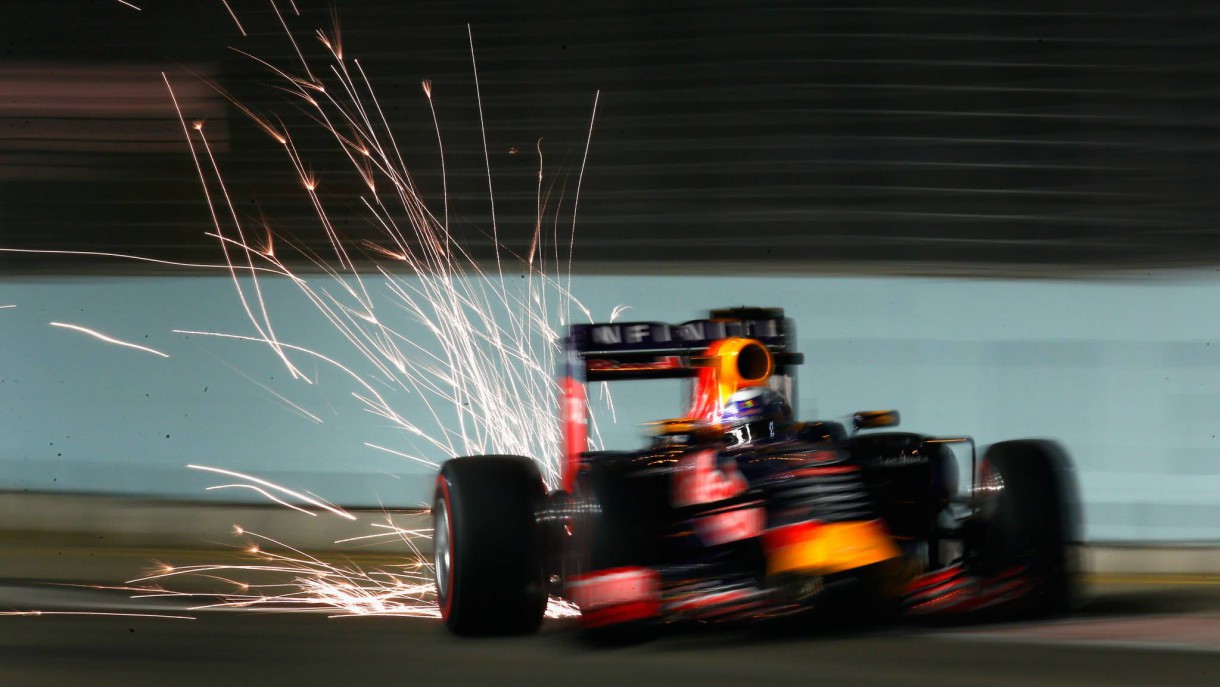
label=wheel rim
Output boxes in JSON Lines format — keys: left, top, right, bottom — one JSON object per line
{"left": 434, "top": 496, "right": 452, "bottom": 603}
{"left": 977, "top": 461, "right": 1006, "bottom": 516}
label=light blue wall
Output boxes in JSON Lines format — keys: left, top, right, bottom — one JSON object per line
{"left": 3, "top": 271, "right": 1219, "bottom": 541}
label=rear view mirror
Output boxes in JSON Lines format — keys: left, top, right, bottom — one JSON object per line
{"left": 852, "top": 410, "right": 900, "bottom": 431}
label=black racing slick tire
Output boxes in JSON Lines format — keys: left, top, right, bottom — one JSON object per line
{"left": 975, "top": 440, "right": 1082, "bottom": 616}
{"left": 433, "top": 455, "right": 547, "bottom": 636}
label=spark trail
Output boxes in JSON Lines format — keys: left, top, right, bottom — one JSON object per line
{"left": 49, "top": 321, "right": 171, "bottom": 358}
{"left": 135, "top": 2, "right": 604, "bottom": 620}
{"left": 188, "top": 465, "right": 357, "bottom": 520}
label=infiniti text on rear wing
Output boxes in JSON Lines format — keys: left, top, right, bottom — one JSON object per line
{"left": 566, "top": 315, "right": 798, "bottom": 382}
{"left": 559, "top": 309, "right": 802, "bottom": 490}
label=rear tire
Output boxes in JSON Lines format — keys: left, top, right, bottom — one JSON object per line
{"left": 434, "top": 455, "right": 547, "bottom": 635}
{"left": 975, "top": 440, "right": 1082, "bottom": 616}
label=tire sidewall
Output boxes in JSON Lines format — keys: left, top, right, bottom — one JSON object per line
{"left": 433, "top": 455, "right": 547, "bottom": 635}
{"left": 975, "top": 440, "right": 1079, "bottom": 615}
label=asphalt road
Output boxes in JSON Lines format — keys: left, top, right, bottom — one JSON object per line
{"left": 0, "top": 579, "right": 1216, "bottom": 687}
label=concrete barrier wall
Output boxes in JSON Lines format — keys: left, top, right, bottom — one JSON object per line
{"left": 3, "top": 271, "right": 1219, "bottom": 541}
{"left": 0, "top": 492, "right": 1214, "bottom": 576}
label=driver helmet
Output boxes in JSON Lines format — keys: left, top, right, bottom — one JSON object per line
{"left": 720, "top": 386, "right": 792, "bottom": 447}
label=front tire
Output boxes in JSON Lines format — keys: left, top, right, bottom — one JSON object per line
{"left": 434, "top": 455, "right": 547, "bottom": 635}
{"left": 975, "top": 440, "right": 1082, "bottom": 616}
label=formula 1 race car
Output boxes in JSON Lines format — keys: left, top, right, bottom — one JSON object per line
{"left": 433, "top": 307, "right": 1082, "bottom": 636}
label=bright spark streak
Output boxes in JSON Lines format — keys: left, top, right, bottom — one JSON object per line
{"left": 567, "top": 90, "right": 600, "bottom": 299}
{"left": 544, "top": 598, "right": 583, "bottom": 618}
{"left": 115, "top": 6, "right": 612, "bottom": 623}
{"left": 205, "top": 484, "right": 319, "bottom": 516}
{"left": 0, "top": 305, "right": 15, "bottom": 309}
{"left": 219, "top": 0, "right": 247, "bottom": 36}
{"left": 370, "top": 522, "right": 427, "bottom": 535}
{"left": 270, "top": 0, "right": 317, "bottom": 86}
{"left": 362, "top": 443, "right": 440, "bottom": 468}
{"left": 115, "top": 0, "right": 141, "bottom": 10}
{"left": 0, "top": 248, "right": 288, "bottom": 275}
{"left": 211, "top": 356, "right": 324, "bottom": 424}
{"left": 164, "top": 73, "right": 309, "bottom": 385}
{"left": 0, "top": 611, "right": 192, "bottom": 620}
{"left": 49, "top": 322, "right": 170, "bottom": 358}
{"left": 468, "top": 25, "right": 500, "bottom": 277}
{"left": 331, "top": 531, "right": 402, "bottom": 544}
{"left": 330, "top": 521, "right": 430, "bottom": 545}
{"left": 188, "top": 465, "right": 357, "bottom": 520}
{"left": 127, "top": 525, "right": 441, "bottom": 617}
{"left": 421, "top": 79, "right": 448, "bottom": 233}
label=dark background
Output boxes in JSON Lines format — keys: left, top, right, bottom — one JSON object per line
{"left": 4, "top": 1, "right": 1220, "bottom": 274}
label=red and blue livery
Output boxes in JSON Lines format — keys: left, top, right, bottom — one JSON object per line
{"left": 433, "top": 307, "right": 1082, "bottom": 636}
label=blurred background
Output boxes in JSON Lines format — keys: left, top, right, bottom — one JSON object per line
{"left": 3, "top": 0, "right": 1220, "bottom": 558}
{"left": 7, "top": 0, "right": 1220, "bottom": 273}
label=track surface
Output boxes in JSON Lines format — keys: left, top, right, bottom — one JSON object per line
{"left": 0, "top": 580, "right": 1216, "bottom": 686}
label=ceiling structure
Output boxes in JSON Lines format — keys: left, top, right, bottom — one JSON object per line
{"left": 4, "top": 1, "right": 1220, "bottom": 275}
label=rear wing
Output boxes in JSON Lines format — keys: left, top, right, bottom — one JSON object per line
{"left": 559, "top": 307, "right": 803, "bottom": 489}
{"left": 567, "top": 315, "right": 802, "bottom": 381}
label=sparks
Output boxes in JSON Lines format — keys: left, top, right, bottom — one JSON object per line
{"left": 0, "top": 611, "right": 193, "bottom": 620}
{"left": 0, "top": 247, "right": 291, "bottom": 275}
{"left": 48, "top": 322, "right": 171, "bottom": 358}
{"left": 127, "top": 522, "right": 442, "bottom": 617}
{"left": 53, "top": 2, "right": 609, "bottom": 623}
{"left": 188, "top": 465, "right": 357, "bottom": 521}
{"left": 219, "top": 0, "right": 247, "bottom": 36}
